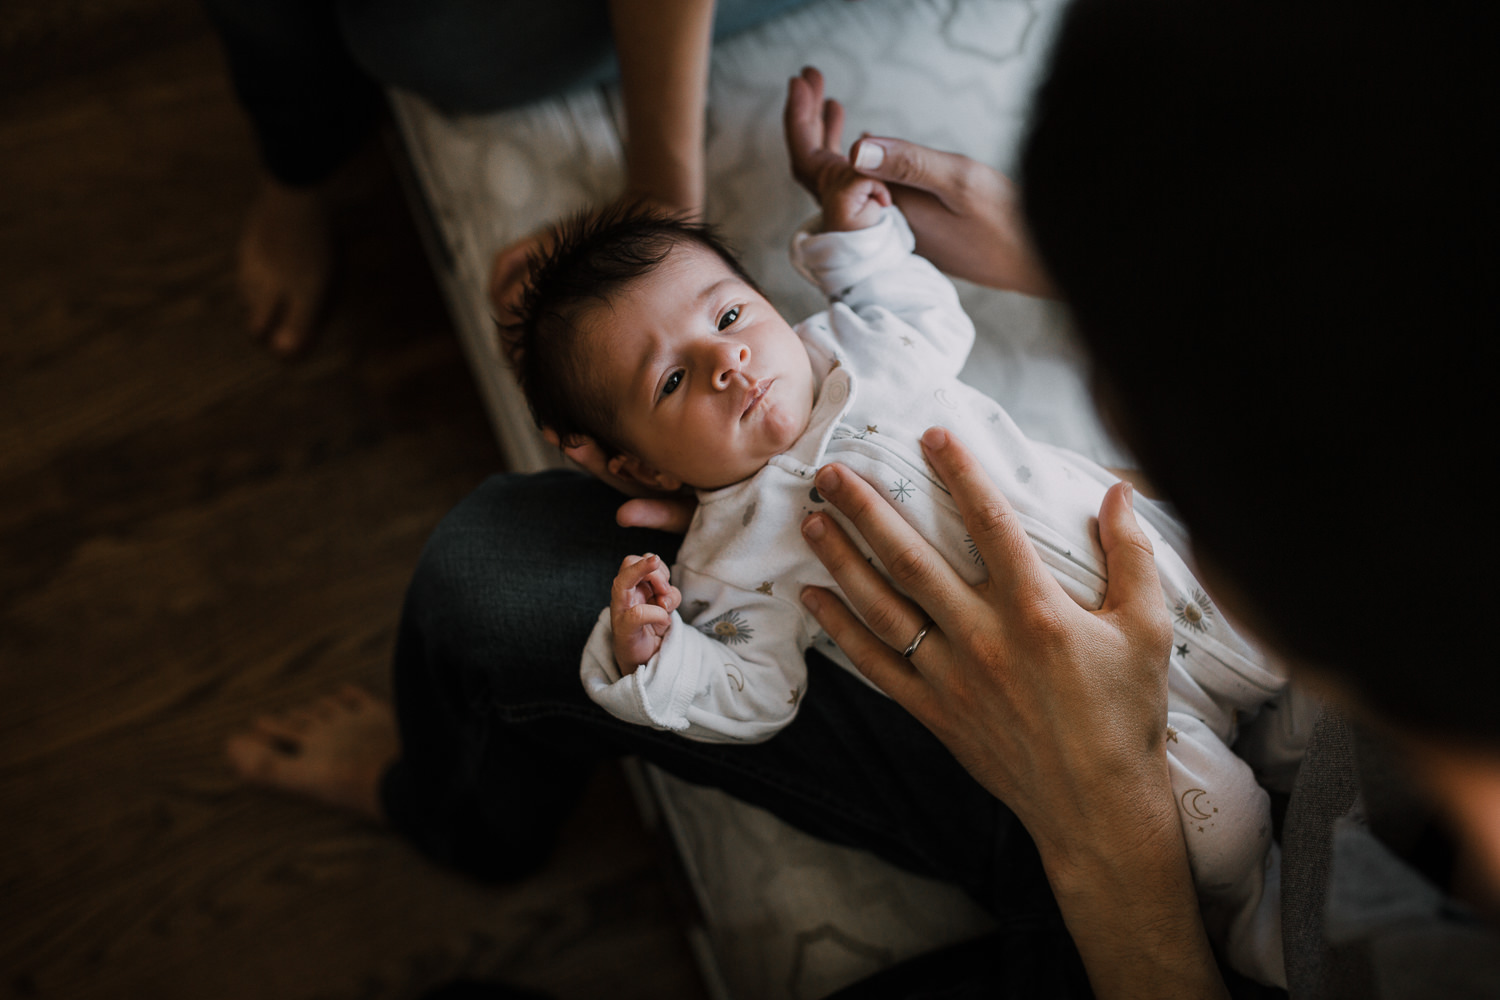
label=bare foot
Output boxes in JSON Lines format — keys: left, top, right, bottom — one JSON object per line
{"left": 225, "top": 684, "right": 398, "bottom": 822}
{"left": 238, "top": 174, "right": 333, "bottom": 358}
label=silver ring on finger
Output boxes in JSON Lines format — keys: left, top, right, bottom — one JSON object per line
{"left": 901, "top": 620, "right": 934, "bottom": 659}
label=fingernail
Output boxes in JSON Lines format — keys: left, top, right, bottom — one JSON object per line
{"left": 814, "top": 464, "right": 839, "bottom": 494}
{"left": 921, "top": 426, "right": 948, "bottom": 451}
{"left": 802, "top": 513, "right": 826, "bottom": 541}
{"left": 800, "top": 587, "right": 822, "bottom": 611}
{"left": 1122, "top": 481, "right": 1135, "bottom": 509}
{"left": 854, "top": 141, "right": 885, "bottom": 172}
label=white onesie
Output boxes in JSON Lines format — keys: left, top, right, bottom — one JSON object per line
{"left": 581, "top": 207, "right": 1298, "bottom": 986}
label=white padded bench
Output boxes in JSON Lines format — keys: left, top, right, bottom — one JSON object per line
{"left": 388, "top": 1, "right": 1130, "bottom": 995}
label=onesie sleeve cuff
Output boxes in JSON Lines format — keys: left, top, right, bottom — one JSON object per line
{"left": 580, "top": 608, "right": 699, "bottom": 732}
{"left": 790, "top": 206, "right": 917, "bottom": 297}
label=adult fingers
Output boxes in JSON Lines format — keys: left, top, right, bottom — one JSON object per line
{"left": 800, "top": 509, "right": 929, "bottom": 646}
{"left": 800, "top": 585, "right": 931, "bottom": 710}
{"left": 616, "top": 496, "right": 696, "bottom": 533}
{"left": 850, "top": 136, "right": 975, "bottom": 206}
{"left": 822, "top": 98, "right": 845, "bottom": 153}
{"left": 1096, "top": 482, "right": 1172, "bottom": 642}
{"left": 782, "top": 73, "right": 823, "bottom": 180}
{"left": 809, "top": 463, "right": 973, "bottom": 636}
{"left": 918, "top": 427, "right": 1058, "bottom": 604}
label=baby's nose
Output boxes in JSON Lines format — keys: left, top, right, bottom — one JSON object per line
{"left": 713, "top": 343, "right": 751, "bottom": 387}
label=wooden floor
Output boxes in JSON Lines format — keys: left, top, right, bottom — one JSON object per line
{"left": 0, "top": 8, "right": 707, "bottom": 1000}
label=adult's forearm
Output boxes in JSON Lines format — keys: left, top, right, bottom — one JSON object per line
{"left": 608, "top": 0, "right": 715, "bottom": 214}
{"left": 1037, "top": 752, "right": 1229, "bottom": 1000}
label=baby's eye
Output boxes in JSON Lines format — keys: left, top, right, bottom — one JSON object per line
{"left": 661, "top": 370, "right": 684, "bottom": 397}
{"left": 717, "top": 306, "right": 741, "bottom": 331}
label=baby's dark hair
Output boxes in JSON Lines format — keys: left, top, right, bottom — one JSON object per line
{"left": 509, "top": 203, "right": 761, "bottom": 457}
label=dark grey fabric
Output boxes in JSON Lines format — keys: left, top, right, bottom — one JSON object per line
{"left": 1281, "top": 708, "right": 1371, "bottom": 999}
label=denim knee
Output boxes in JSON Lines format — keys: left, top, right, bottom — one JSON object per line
{"left": 401, "top": 471, "right": 681, "bottom": 707}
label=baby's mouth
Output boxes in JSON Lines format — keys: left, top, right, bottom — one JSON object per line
{"left": 741, "top": 378, "right": 774, "bottom": 420}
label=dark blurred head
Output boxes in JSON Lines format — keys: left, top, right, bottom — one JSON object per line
{"left": 1022, "top": 2, "right": 1495, "bottom": 745}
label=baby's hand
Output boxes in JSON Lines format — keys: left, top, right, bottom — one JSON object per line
{"left": 610, "top": 553, "right": 682, "bottom": 675}
{"left": 784, "top": 66, "right": 891, "bottom": 233}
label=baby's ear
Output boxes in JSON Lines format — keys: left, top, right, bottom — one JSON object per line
{"left": 607, "top": 454, "right": 682, "bottom": 493}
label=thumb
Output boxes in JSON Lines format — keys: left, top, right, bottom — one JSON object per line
{"left": 617, "top": 496, "right": 696, "bottom": 534}
{"left": 1097, "top": 482, "right": 1170, "bottom": 633}
{"left": 849, "top": 136, "right": 969, "bottom": 199}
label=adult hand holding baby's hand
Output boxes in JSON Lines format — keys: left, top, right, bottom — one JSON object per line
{"left": 844, "top": 136, "right": 1055, "bottom": 297}
{"left": 611, "top": 553, "right": 682, "bottom": 675}
{"left": 784, "top": 67, "right": 890, "bottom": 232}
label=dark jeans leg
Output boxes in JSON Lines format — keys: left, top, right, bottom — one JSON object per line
{"left": 382, "top": 471, "right": 1066, "bottom": 930}
{"left": 199, "top": 0, "right": 384, "bottom": 186}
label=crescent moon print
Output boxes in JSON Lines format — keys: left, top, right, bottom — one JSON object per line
{"left": 934, "top": 388, "right": 958, "bottom": 409}
{"left": 724, "top": 664, "right": 744, "bottom": 692}
{"left": 1181, "top": 788, "right": 1212, "bottom": 821}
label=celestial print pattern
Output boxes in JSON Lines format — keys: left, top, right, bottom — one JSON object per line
{"left": 756, "top": 580, "right": 774, "bottom": 596}
{"left": 1174, "top": 589, "right": 1216, "bottom": 633}
{"left": 1166, "top": 726, "right": 1180, "bottom": 744}
{"left": 700, "top": 609, "right": 755, "bottom": 645}
{"left": 742, "top": 502, "right": 757, "bottom": 527}
{"left": 889, "top": 479, "right": 913, "bottom": 502}
{"left": 964, "top": 533, "right": 984, "bottom": 566}
{"left": 1180, "top": 788, "right": 1219, "bottom": 835}
{"left": 1176, "top": 642, "right": 1190, "bottom": 658}
{"left": 1016, "top": 465, "right": 1032, "bottom": 483}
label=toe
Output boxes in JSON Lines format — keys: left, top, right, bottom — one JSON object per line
{"left": 226, "top": 731, "right": 286, "bottom": 783}
{"left": 254, "top": 712, "right": 307, "bottom": 741}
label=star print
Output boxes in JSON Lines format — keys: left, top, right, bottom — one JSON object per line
{"left": 788, "top": 686, "right": 802, "bottom": 706}
{"left": 988, "top": 412, "right": 1001, "bottom": 424}
{"left": 756, "top": 581, "right": 774, "bottom": 596}
{"left": 900, "top": 335, "right": 914, "bottom": 347}
{"left": 1166, "top": 726, "right": 1180, "bottom": 744}
{"left": 890, "top": 479, "right": 913, "bottom": 502}
{"left": 865, "top": 424, "right": 878, "bottom": 435}
{"left": 1176, "top": 643, "right": 1189, "bottom": 657}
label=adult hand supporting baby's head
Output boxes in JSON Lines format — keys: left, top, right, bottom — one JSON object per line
{"left": 847, "top": 136, "right": 1056, "bottom": 299}
{"left": 543, "top": 430, "right": 698, "bottom": 534}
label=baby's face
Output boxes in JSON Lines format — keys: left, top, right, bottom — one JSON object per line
{"left": 588, "top": 243, "right": 815, "bottom": 490}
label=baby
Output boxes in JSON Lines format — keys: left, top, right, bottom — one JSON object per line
{"left": 511, "top": 72, "right": 1297, "bottom": 987}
